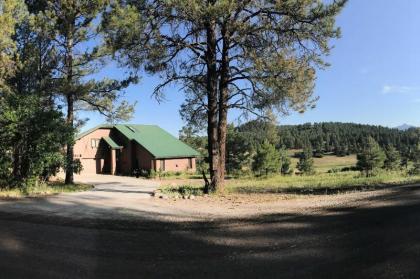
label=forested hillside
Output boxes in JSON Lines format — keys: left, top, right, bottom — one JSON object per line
{"left": 277, "top": 122, "right": 419, "bottom": 155}
{"left": 181, "top": 121, "right": 420, "bottom": 175}
{"left": 231, "top": 121, "right": 419, "bottom": 155}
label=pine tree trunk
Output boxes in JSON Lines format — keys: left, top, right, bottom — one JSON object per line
{"left": 205, "top": 15, "right": 219, "bottom": 193}
{"left": 217, "top": 104, "right": 227, "bottom": 192}
{"left": 65, "top": 93, "right": 74, "bottom": 184}
{"left": 12, "top": 146, "right": 22, "bottom": 181}
{"left": 216, "top": 25, "right": 230, "bottom": 193}
{"left": 64, "top": 30, "right": 74, "bottom": 185}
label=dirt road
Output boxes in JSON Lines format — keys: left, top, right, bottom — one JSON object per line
{"left": 0, "top": 184, "right": 419, "bottom": 278}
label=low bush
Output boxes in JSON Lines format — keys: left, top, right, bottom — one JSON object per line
{"left": 160, "top": 184, "right": 205, "bottom": 197}
{"left": 327, "top": 168, "right": 341, "bottom": 174}
{"left": 341, "top": 166, "right": 360, "bottom": 172}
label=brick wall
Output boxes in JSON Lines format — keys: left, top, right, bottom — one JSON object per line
{"left": 74, "top": 128, "right": 112, "bottom": 174}
{"left": 156, "top": 157, "right": 196, "bottom": 172}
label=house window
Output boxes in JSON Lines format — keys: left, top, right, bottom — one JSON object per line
{"left": 188, "top": 158, "right": 193, "bottom": 169}
{"left": 91, "top": 138, "right": 100, "bottom": 148}
{"left": 160, "top": 159, "right": 165, "bottom": 171}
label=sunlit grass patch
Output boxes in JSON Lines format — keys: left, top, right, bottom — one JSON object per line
{"left": 159, "top": 171, "right": 420, "bottom": 196}
{"left": 0, "top": 182, "right": 93, "bottom": 198}
{"left": 225, "top": 171, "right": 420, "bottom": 194}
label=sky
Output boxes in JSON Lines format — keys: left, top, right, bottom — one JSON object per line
{"left": 81, "top": 0, "right": 420, "bottom": 136}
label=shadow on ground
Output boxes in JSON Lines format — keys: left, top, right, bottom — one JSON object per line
{"left": 0, "top": 185, "right": 420, "bottom": 279}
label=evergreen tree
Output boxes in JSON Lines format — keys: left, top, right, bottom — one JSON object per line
{"left": 252, "top": 141, "right": 280, "bottom": 176}
{"left": 279, "top": 148, "right": 292, "bottom": 175}
{"left": 179, "top": 125, "right": 208, "bottom": 173}
{"left": 38, "top": 0, "right": 136, "bottom": 184}
{"left": 356, "top": 137, "right": 385, "bottom": 177}
{"left": 297, "top": 145, "right": 315, "bottom": 175}
{"left": 105, "top": 100, "right": 136, "bottom": 124}
{"left": 0, "top": 0, "right": 27, "bottom": 88}
{"left": 409, "top": 144, "right": 420, "bottom": 175}
{"left": 0, "top": 94, "right": 73, "bottom": 185}
{"left": 103, "top": 0, "right": 347, "bottom": 192}
{"left": 384, "top": 145, "right": 401, "bottom": 171}
{"left": 226, "top": 124, "right": 253, "bottom": 174}
{"left": 0, "top": 1, "right": 72, "bottom": 186}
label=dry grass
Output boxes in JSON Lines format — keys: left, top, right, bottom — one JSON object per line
{"left": 160, "top": 171, "right": 420, "bottom": 196}
{"left": 290, "top": 154, "right": 357, "bottom": 173}
{"left": 0, "top": 182, "right": 93, "bottom": 199}
{"left": 225, "top": 171, "right": 420, "bottom": 194}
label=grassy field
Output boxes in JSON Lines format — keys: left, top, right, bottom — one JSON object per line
{"left": 0, "top": 182, "right": 93, "bottom": 199}
{"left": 160, "top": 171, "right": 420, "bottom": 196}
{"left": 225, "top": 171, "right": 420, "bottom": 194}
{"left": 159, "top": 154, "right": 420, "bottom": 196}
{"left": 297, "top": 154, "right": 357, "bottom": 173}
{"left": 157, "top": 154, "right": 358, "bottom": 180}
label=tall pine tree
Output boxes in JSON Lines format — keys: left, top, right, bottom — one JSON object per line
{"left": 102, "top": 0, "right": 347, "bottom": 192}
{"left": 38, "top": 0, "right": 136, "bottom": 183}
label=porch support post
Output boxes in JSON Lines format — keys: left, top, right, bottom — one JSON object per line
{"left": 111, "top": 149, "right": 116, "bottom": 175}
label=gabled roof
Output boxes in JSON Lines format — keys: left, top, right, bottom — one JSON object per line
{"left": 76, "top": 124, "right": 200, "bottom": 158}
{"left": 114, "top": 124, "right": 200, "bottom": 159}
{"left": 75, "top": 124, "right": 113, "bottom": 140}
{"left": 102, "top": 136, "right": 123, "bottom": 149}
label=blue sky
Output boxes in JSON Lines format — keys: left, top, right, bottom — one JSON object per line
{"left": 81, "top": 0, "right": 420, "bottom": 136}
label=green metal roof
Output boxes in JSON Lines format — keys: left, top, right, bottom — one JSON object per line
{"left": 114, "top": 124, "right": 200, "bottom": 158}
{"left": 76, "top": 124, "right": 200, "bottom": 158}
{"left": 102, "top": 136, "right": 123, "bottom": 149}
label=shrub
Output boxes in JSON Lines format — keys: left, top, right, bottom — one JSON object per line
{"left": 328, "top": 168, "right": 341, "bottom": 174}
{"left": 137, "top": 169, "right": 149, "bottom": 178}
{"left": 148, "top": 169, "right": 157, "bottom": 178}
{"left": 341, "top": 166, "right": 360, "bottom": 172}
{"left": 72, "top": 159, "right": 84, "bottom": 175}
{"left": 161, "top": 185, "right": 205, "bottom": 197}
{"left": 313, "top": 150, "right": 324, "bottom": 158}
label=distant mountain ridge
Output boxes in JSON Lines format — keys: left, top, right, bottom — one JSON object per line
{"left": 396, "top": 124, "right": 416, "bottom": 131}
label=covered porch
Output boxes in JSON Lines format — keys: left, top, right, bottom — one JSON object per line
{"left": 98, "top": 136, "right": 123, "bottom": 175}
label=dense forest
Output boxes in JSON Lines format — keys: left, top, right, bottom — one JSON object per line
{"left": 277, "top": 122, "right": 419, "bottom": 154}
{"left": 233, "top": 121, "right": 419, "bottom": 155}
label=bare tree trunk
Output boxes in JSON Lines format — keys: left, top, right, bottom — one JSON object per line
{"left": 205, "top": 15, "right": 219, "bottom": 193}
{"left": 217, "top": 100, "right": 227, "bottom": 193}
{"left": 216, "top": 24, "right": 230, "bottom": 193}
{"left": 65, "top": 93, "right": 74, "bottom": 184}
{"left": 12, "top": 146, "right": 22, "bottom": 181}
{"left": 64, "top": 30, "right": 74, "bottom": 185}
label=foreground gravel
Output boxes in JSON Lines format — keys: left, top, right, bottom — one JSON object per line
{"left": 0, "top": 182, "right": 419, "bottom": 278}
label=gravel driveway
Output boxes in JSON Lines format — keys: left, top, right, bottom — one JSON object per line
{"left": 0, "top": 174, "right": 162, "bottom": 219}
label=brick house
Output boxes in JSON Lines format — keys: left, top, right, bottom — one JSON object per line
{"left": 74, "top": 124, "right": 200, "bottom": 175}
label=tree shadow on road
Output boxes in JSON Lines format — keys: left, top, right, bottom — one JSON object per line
{"left": 0, "top": 185, "right": 419, "bottom": 279}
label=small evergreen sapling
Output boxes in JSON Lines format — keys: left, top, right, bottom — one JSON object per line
{"left": 384, "top": 145, "right": 401, "bottom": 171}
{"left": 252, "top": 141, "right": 281, "bottom": 176}
{"left": 279, "top": 148, "right": 292, "bottom": 175}
{"left": 297, "top": 146, "right": 315, "bottom": 175}
{"left": 356, "top": 137, "right": 385, "bottom": 177}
